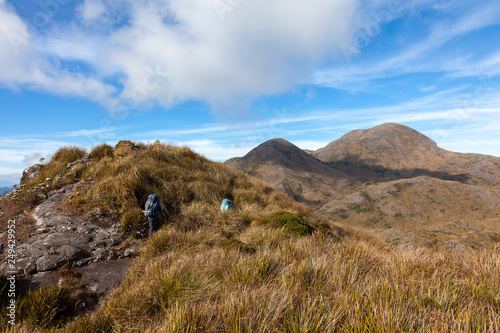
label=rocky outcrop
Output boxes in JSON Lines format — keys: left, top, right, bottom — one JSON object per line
{"left": 1, "top": 183, "right": 140, "bottom": 305}
{"left": 20, "top": 164, "right": 42, "bottom": 185}
{"left": 67, "top": 153, "right": 90, "bottom": 169}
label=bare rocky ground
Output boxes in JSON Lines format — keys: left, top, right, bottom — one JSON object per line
{"left": 1, "top": 182, "right": 140, "bottom": 310}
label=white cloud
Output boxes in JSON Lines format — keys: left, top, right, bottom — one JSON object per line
{"left": 100, "top": 0, "right": 360, "bottom": 115}
{"left": 0, "top": 138, "right": 70, "bottom": 174}
{"left": 22, "top": 152, "right": 50, "bottom": 165}
{"left": 1, "top": 0, "right": 362, "bottom": 116}
{"left": 0, "top": 0, "right": 116, "bottom": 104}
{"left": 292, "top": 140, "right": 330, "bottom": 151}
{"left": 0, "top": 172, "right": 22, "bottom": 185}
{"left": 79, "top": 0, "right": 106, "bottom": 22}
{"left": 0, "top": 0, "right": 31, "bottom": 82}
{"left": 57, "top": 127, "right": 119, "bottom": 138}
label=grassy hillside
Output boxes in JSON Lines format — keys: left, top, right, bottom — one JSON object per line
{"left": 1, "top": 142, "right": 500, "bottom": 332}
{"left": 320, "top": 177, "right": 500, "bottom": 251}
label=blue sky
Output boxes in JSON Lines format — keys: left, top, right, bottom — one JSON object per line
{"left": 1, "top": 0, "right": 500, "bottom": 185}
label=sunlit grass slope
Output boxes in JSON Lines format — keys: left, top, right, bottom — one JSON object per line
{"left": 1, "top": 141, "right": 499, "bottom": 332}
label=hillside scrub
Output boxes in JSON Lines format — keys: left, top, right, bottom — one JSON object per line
{"left": 64, "top": 231, "right": 500, "bottom": 332}
{"left": 4, "top": 229, "right": 500, "bottom": 331}
{"left": 2, "top": 142, "right": 327, "bottom": 234}
{"left": 2, "top": 142, "right": 500, "bottom": 332}
{"left": 255, "top": 211, "right": 315, "bottom": 235}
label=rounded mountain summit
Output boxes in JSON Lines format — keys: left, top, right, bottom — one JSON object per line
{"left": 313, "top": 123, "right": 443, "bottom": 171}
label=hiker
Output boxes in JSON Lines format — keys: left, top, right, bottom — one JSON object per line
{"left": 220, "top": 199, "right": 233, "bottom": 212}
{"left": 143, "top": 194, "right": 166, "bottom": 236}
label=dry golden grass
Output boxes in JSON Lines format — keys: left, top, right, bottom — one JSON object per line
{"left": 56, "top": 227, "right": 500, "bottom": 332}
{"left": 2, "top": 142, "right": 500, "bottom": 332}
{"left": 56, "top": 141, "right": 312, "bottom": 235}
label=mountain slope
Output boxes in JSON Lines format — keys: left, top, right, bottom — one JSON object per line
{"left": 226, "top": 124, "right": 500, "bottom": 250}
{"left": 2, "top": 141, "right": 500, "bottom": 331}
{"left": 0, "top": 141, "right": 341, "bottom": 330}
{"left": 225, "top": 138, "right": 355, "bottom": 205}
{"left": 314, "top": 123, "right": 442, "bottom": 170}
{"left": 314, "top": 123, "right": 500, "bottom": 186}
{"left": 320, "top": 176, "right": 500, "bottom": 249}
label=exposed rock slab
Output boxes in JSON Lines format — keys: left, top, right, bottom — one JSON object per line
{"left": 1, "top": 183, "right": 138, "bottom": 305}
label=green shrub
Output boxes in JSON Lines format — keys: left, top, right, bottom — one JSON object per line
{"left": 257, "top": 211, "right": 313, "bottom": 236}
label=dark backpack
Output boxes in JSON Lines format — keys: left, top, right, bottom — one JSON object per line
{"left": 144, "top": 194, "right": 159, "bottom": 218}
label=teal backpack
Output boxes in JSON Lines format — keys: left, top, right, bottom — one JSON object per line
{"left": 220, "top": 199, "right": 233, "bottom": 212}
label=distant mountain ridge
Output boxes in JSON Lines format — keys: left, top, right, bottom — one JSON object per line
{"left": 225, "top": 123, "right": 500, "bottom": 250}
{"left": 313, "top": 123, "right": 500, "bottom": 185}
{"left": 0, "top": 180, "right": 16, "bottom": 187}
{"left": 0, "top": 187, "right": 13, "bottom": 197}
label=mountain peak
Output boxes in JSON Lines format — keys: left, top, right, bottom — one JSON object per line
{"left": 232, "top": 138, "right": 308, "bottom": 167}
{"left": 369, "top": 123, "right": 437, "bottom": 144}
{"left": 314, "top": 123, "right": 441, "bottom": 170}
{"left": 260, "top": 138, "right": 297, "bottom": 148}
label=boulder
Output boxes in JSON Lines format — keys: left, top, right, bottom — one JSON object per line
{"left": 20, "top": 164, "right": 43, "bottom": 185}
{"left": 67, "top": 154, "right": 90, "bottom": 169}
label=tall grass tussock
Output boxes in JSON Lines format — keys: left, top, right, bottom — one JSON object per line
{"left": 1, "top": 141, "right": 499, "bottom": 332}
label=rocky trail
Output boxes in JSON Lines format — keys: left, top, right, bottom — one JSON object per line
{"left": 1, "top": 182, "right": 140, "bottom": 307}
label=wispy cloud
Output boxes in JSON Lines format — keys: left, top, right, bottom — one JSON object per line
{"left": 56, "top": 126, "right": 126, "bottom": 138}
{"left": 0, "top": 138, "right": 70, "bottom": 176}
{"left": 313, "top": 1, "right": 500, "bottom": 90}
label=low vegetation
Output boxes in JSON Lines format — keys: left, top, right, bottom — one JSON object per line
{"left": 255, "top": 211, "right": 315, "bottom": 236}
{"left": 1, "top": 142, "right": 499, "bottom": 332}
{"left": 6, "top": 229, "right": 497, "bottom": 332}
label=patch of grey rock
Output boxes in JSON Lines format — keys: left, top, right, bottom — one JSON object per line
{"left": 1, "top": 182, "right": 140, "bottom": 299}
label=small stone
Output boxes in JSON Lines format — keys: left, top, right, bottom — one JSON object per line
{"left": 110, "top": 233, "right": 123, "bottom": 246}
{"left": 91, "top": 242, "right": 107, "bottom": 250}
{"left": 123, "top": 249, "right": 138, "bottom": 257}
{"left": 24, "top": 261, "right": 37, "bottom": 275}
